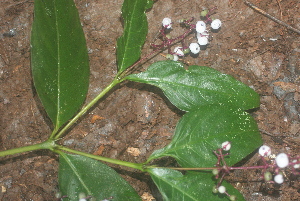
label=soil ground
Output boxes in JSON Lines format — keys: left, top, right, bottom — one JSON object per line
{"left": 0, "top": 0, "right": 299, "bottom": 200}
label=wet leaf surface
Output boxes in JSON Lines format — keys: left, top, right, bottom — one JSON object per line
{"left": 59, "top": 152, "right": 141, "bottom": 201}
{"left": 31, "top": 0, "right": 89, "bottom": 131}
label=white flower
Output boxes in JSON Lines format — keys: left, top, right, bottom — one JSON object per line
{"left": 293, "top": 159, "right": 300, "bottom": 169}
{"left": 174, "top": 46, "right": 184, "bottom": 56}
{"left": 218, "top": 186, "right": 226, "bottom": 194}
{"left": 189, "top": 43, "right": 200, "bottom": 54}
{"left": 162, "top": 18, "right": 172, "bottom": 29}
{"left": 197, "top": 36, "right": 208, "bottom": 46}
{"left": 276, "top": 153, "right": 289, "bottom": 168}
{"left": 198, "top": 31, "right": 209, "bottom": 37}
{"left": 173, "top": 54, "right": 179, "bottom": 61}
{"left": 221, "top": 141, "right": 231, "bottom": 151}
{"left": 196, "top": 21, "right": 206, "bottom": 33}
{"left": 79, "top": 199, "right": 87, "bottom": 201}
{"left": 259, "top": 145, "right": 271, "bottom": 157}
{"left": 274, "top": 174, "right": 284, "bottom": 184}
{"left": 211, "top": 19, "right": 222, "bottom": 30}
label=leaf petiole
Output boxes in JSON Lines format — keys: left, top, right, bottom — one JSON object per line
{"left": 0, "top": 139, "right": 56, "bottom": 157}
{"left": 52, "top": 78, "right": 121, "bottom": 140}
{"left": 56, "top": 145, "right": 145, "bottom": 171}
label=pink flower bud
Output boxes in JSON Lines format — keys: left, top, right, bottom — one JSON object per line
{"left": 221, "top": 141, "right": 231, "bottom": 151}
{"left": 258, "top": 145, "right": 271, "bottom": 157}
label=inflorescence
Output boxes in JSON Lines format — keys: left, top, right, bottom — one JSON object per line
{"left": 212, "top": 142, "right": 300, "bottom": 200}
{"left": 152, "top": 7, "right": 221, "bottom": 61}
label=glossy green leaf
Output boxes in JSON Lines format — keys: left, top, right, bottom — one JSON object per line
{"left": 31, "top": 0, "right": 89, "bottom": 131}
{"left": 59, "top": 152, "right": 141, "bottom": 201}
{"left": 125, "top": 61, "right": 260, "bottom": 111}
{"left": 147, "top": 104, "right": 262, "bottom": 167}
{"left": 117, "top": 0, "right": 148, "bottom": 73}
{"left": 148, "top": 168, "right": 245, "bottom": 201}
{"left": 146, "top": 0, "right": 154, "bottom": 10}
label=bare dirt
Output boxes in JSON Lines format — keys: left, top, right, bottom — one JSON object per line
{"left": 0, "top": 0, "right": 299, "bottom": 200}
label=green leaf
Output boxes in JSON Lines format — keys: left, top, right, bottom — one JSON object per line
{"left": 148, "top": 168, "right": 245, "bottom": 201}
{"left": 147, "top": 104, "right": 262, "bottom": 167}
{"left": 31, "top": 0, "right": 89, "bottom": 131}
{"left": 117, "top": 0, "right": 149, "bottom": 73}
{"left": 125, "top": 61, "right": 260, "bottom": 111}
{"left": 59, "top": 152, "right": 141, "bottom": 201}
{"left": 146, "top": 0, "right": 154, "bottom": 10}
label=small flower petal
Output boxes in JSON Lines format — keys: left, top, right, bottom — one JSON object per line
{"left": 197, "top": 36, "right": 208, "bottom": 46}
{"left": 189, "top": 43, "right": 200, "bottom": 54}
{"left": 162, "top": 18, "right": 172, "bottom": 29}
{"left": 196, "top": 21, "right": 206, "bottom": 33}
{"left": 211, "top": 19, "right": 222, "bottom": 30}
{"left": 218, "top": 186, "right": 226, "bottom": 194}
{"left": 173, "top": 54, "right": 179, "bottom": 61}
{"left": 276, "top": 153, "right": 289, "bottom": 168}
{"left": 293, "top": 159, "right": 300, "bottom": 169}
{"left": 259, "top": 145, "right": 271, "bottom": 157}
{"left": 274, "top": 174, "right": 284, "bottom": 184}
{"left": 174, "top": 46, "right": 184, "bottom": 56}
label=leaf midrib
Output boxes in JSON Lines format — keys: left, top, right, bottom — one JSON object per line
{"left": 61, "top": 153, "right": 92, "bottom": 195}
{"left": 152, "top": 171, "right": 198, "bottom": 201}
{"left": 120, "top": 1, "right": 139, "bottom": 70}
{"left": 54, "top": 1, "right": 61, "bottom": 130}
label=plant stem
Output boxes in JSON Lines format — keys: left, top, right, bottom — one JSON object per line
{"left": 152, "top": 166, "right": 219, "bottom": 171}
{"left": 0, "top": 139, "right": 55, "bottom": 157}
{"left": 53, "top": 78, "right": 120, "bottom": 140}
{"left": 57, "top": 146, "right": 145, "bottom": 171}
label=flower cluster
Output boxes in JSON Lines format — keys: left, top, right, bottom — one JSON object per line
{"left": 258, "top": 145, "right": 300, "bottom": 184}
{"left": 151, "top": 7, "right": 221, "bottom": 61}
{"left": 211, "top": 142, "right": 300, "bottom": 200}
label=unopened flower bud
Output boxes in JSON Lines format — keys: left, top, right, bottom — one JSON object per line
{"left": 212, "top": 169, "right": 219, "bottom": 176}
{"left": 179, "top": 19, "right": 187, "bottom": 23}
{"left": 166, "top": 54, "right": 173, "bottom": 60}
{"left": 165, "top": 33, "right": 171, "bottom": 39}
{"left": 55, "top": 192, "right": 62, "bottom": 199}
{"left": 90, "top": 197, "right": 97, "bottom": 201}
{"left": 230, "top": 195, "right": 237, "bottom": 201}
{"left": 79, "top": 192, "right": 86, "bottom": 199}
{"left": 200, "top": 10, "right": 208, "bottom": 17}
{"left": 276, "top": 153, "right": 289, "bottom": 168}
{"left": 189, "top": 43, "right": 200, "bottom": 54}
{"left": 196, "top": 21, "right": 206, "bottom": 33}
{"left": 264, "top": 171, "right": 272, "bottom": 181}
{"left": 212, "top": 185, "right": 218, "bottom": 193}
{"left": 259, "top": 145, "right": 271, "bottom": 157}
{"left": 183, "top": 48, "right": 190, "bottom": 54}
{"left": 162, "top": 18, "right": 172, "bottom": 29}
{"left": 211, "top": 19, "right": 222, "bottom": 30}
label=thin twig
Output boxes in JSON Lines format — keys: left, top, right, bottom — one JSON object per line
{"left": 243, "top": 0, "right": 300, "bottom": 35}
{"left": 276, "top": 0, "right": 283, "bottom": 20}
